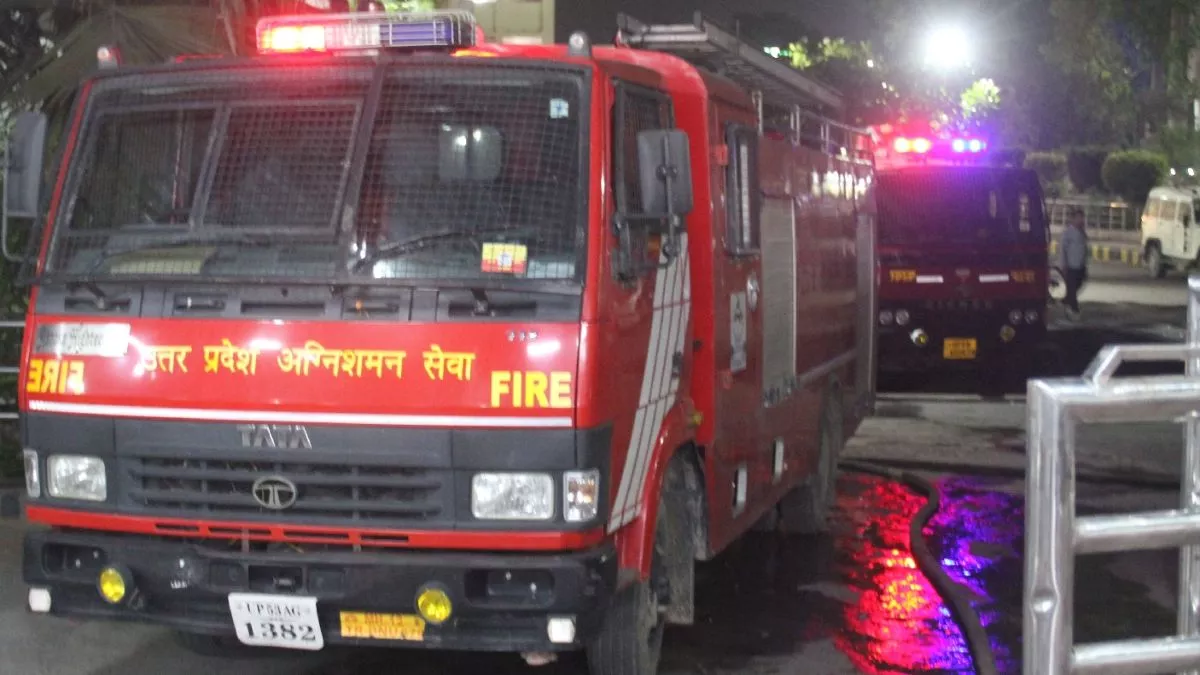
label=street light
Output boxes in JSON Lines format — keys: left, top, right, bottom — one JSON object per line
{"left": 922, "top": 24, "right": 971, "bottom": 71}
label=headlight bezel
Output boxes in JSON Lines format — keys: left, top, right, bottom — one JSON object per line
{"left": 563, "top": 469, "right": 601, "bottom": 523}
{"left": 22, "top": 449, "right": 40, "bottom": 498}
{"left": 470, "top": 472, "right": 555, "bottom": 521}
{"left": 46, "top": 454, "right": 107, "bottom": 502}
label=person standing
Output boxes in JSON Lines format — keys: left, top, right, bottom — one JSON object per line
{"left": 1060, "top": 207, "right": 1090, "bottom": 320}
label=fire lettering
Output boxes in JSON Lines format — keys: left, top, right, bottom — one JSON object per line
{"left": 25, "top": 358, "right": 85, "bottom": 395}
{"left": 278, "top": 341, "right": 406, "bottom": 378}
{"left": 140, "top": 345, "right": 192, "bottom": 374}
{"left": 423, "top": 344, "right": 477, "bottom": 381}
{"left": 203, "top": 339, "right": 260, "bottom": 375}
{"left": 490, "top": 371, "right": 573, "bottom": 409}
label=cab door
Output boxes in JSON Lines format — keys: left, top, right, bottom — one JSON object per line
{"left": 714, "top": 111, "right": 765, "bottom": 519}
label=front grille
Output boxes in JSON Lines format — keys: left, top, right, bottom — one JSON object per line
{"left": 123, "top": 456, "right": 449, "bottom": 527}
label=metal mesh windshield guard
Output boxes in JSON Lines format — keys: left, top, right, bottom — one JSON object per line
{"left": 47, "top": 61, "right": 587, "bottom": 285}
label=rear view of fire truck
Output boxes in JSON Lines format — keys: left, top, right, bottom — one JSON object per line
{"left": 7, "top": 10, "right": 875, "bottom": 674}
{"left": 871, "top": 122, "right": 1049, "bottom": 394}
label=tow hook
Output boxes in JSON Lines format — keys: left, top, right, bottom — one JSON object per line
{"left": 522, "top": 652, "right": 559, "bottom": 667}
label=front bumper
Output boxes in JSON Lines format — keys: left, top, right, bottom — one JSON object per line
{"left": 24, "top": 528, "right": 618, "bottom": 652}
{"left": 877, "top": 313, "right": 1045, "bottom": 373}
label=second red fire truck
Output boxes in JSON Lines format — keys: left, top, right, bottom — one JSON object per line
{"left": 871, "top": 121, "right": 1049, "bottom": 394}
{"left": 6, "top": 10, "right": 876, "bottom": 674}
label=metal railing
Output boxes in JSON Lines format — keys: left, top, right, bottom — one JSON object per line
{"left": 1047, "top": 198, "right": 1142, "bottom": 233}
{"left": 1025, "top": 274, "right": 1200, "bottom": 674}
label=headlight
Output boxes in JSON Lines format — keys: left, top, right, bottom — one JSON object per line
{"left": 1025, "top": 309, "right": 1039, "bottom": 324}
{"left": 46, "top": 455, "right": 106, "bottom": 502}
{"left": 564, "top": 470, "right": 600, "bottom": 523}
{"left": 879, "top": 310, "right": 894, "bottom": 325}
{"left": 23, "top": 449, "right": 40, "bottom": 498}
{"left": 471, "top": 473, "right": 554, "bottom": 521}
{"left": 1008, "top": 310, "right": 1023, "bottom": 325}
{"left": 894, "top": 309, "right": 911, "bottom": 326}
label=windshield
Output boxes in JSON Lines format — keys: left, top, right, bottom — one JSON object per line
{"left": 48, "top": 61, "right": 586, "bottom": 285}
{"left": 876, "top": 168, "right": 1046, "bottom": 247}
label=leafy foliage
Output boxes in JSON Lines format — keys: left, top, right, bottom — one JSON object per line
{"left": 1102, "top": 150, "right": 1169, "bottom": 205}
{"left": 1066, "top": 147, "right": 1113, "bottom": 194}
{"left": 1024, "top": 152, "right": 1069, "bottom": 198}
{"left": 1148, "top": 127, "right": 1200, "bottom": 173}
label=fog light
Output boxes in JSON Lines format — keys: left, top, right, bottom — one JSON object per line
{"left": 416, "top": 586, "right": 452, "bottom": 625}
{"left": 547, "top": 616, "right": 577, "bottom": 644}
{"left": 910, "top": 329, "right": 929, "bottom": 347}
{"left": 1000, "top": 325, "right": 1017, "bottom": 342}
{"left": 28, "top": 588, "right": 51, "bottom": 613}
{"left": 98, "top": 565, "right": 130, "bottom": 605}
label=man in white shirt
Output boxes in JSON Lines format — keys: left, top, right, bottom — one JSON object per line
{"left": 1060, "top": 207, "right": 1090, "bottom": 320}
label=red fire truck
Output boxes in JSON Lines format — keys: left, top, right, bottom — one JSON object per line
{"left": 870, "top": 121, "right": 1048, "bottom": 394}
{"left": 6, "top": 11, "right": 875, "bottom": 673}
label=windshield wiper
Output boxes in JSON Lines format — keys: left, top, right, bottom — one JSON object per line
{"left": 352, "top": 228, "right": 534, "bottom": 273}
{"left": 351, "top": 230, "right": 486, "bottom": 273}
{"left": 83, "top": 232, "right": 277, "bottom": 276}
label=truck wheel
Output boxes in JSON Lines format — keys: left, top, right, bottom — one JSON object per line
{"left": 586, "top": 480, "right": 676, "bottom": 674}
{"left": 1147, "top": 244, "right": 1167, "bottom": 278}
{"left": 778, "top": 391, "right": 844, "bottom": 534}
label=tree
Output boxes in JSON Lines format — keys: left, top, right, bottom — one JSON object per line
{"left": 0, "top": 1, "right": 358, "bottom": 112}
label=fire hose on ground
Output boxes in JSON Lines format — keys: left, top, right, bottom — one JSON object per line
{"left": 839, "top": 459, "right": 1001, "bottom": 675}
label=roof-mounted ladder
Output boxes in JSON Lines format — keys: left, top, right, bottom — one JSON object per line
{"left": 616, "top": 13, "right": 868, "bottom": 158}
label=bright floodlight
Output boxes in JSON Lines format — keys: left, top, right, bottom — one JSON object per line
{"left": 923, "top": 25, "right": 971, "bottom": 70}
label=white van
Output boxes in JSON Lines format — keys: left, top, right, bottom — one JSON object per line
{"left": 1142, "top": 185, "right": 1200, "bottom": 277}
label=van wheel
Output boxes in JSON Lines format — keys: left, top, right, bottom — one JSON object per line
{"left": 1147, "top": 244, "right": 1167, "bottom": 278}
{"left": 586, "top": 480, "right": 675, "bottom": 674}
{"left": 778, "top": 390, "right": 844, "bottom": 534}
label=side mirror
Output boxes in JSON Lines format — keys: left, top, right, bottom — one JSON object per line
{"left": 636, "top": 129, "right": 693, "bottom": 217}
{"left": 5, "top": 111, "right": 48, "bottom": 219}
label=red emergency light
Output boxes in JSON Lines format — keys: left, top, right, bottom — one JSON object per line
{"left": 256, "top": 11, "right": 478, "bottom": 55}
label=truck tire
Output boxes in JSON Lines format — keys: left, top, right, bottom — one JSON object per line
{"left": 778, "top": 390, "right": 844, "bottom": 534}
{"left": 1146, "top": 243, "right": 1167, "bottom": 278}
{"left": 586, "top": 474, "right": 677, "bottom": 674}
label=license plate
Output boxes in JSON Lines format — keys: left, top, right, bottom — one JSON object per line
{"left": 340, "top": 611, "right": 427, "bottom": 642}
{"left": 943, "top": 338, "right": 978, "bottom": 360}
{"left": 228, "top": 593, "right": 324, "bottom": 651}
{"left": 32, "top": 322, "right": 130, "bottom": 357}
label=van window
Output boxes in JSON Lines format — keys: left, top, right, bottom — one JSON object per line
{"left": 1162, "top": 199, "right": 1178, "bottom": 221}
{"left": 1146, "top": 198, "right": 1160, "bottom": 219}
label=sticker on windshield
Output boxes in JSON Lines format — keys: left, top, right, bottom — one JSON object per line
{"left": 481, "top": 243, "right": 528, "bottom": 275}
{"left": 549, "top": 98, "right": 570, "bottom": 120}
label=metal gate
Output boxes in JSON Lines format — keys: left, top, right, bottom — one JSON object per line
{"left": 1026, "top": 275, "right": 1200, "bottom": 674}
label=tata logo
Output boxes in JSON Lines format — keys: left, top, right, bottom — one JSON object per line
{"left": 252, "top": 476, "right": 298, "bottom": 510}
{"left": 238, "top": 424, "right": 313, "bottom": 449}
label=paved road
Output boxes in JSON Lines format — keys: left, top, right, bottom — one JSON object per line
{"left": 1075, "top": 260, "right": 1190, "bottom": 308}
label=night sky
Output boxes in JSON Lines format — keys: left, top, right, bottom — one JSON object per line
{"left": 556, "top": 0, "right": 874, "bottom": 45}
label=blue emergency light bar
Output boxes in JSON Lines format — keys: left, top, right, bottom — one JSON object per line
{"left": 256, "top": 11, "right": 478, "bottom": 54}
